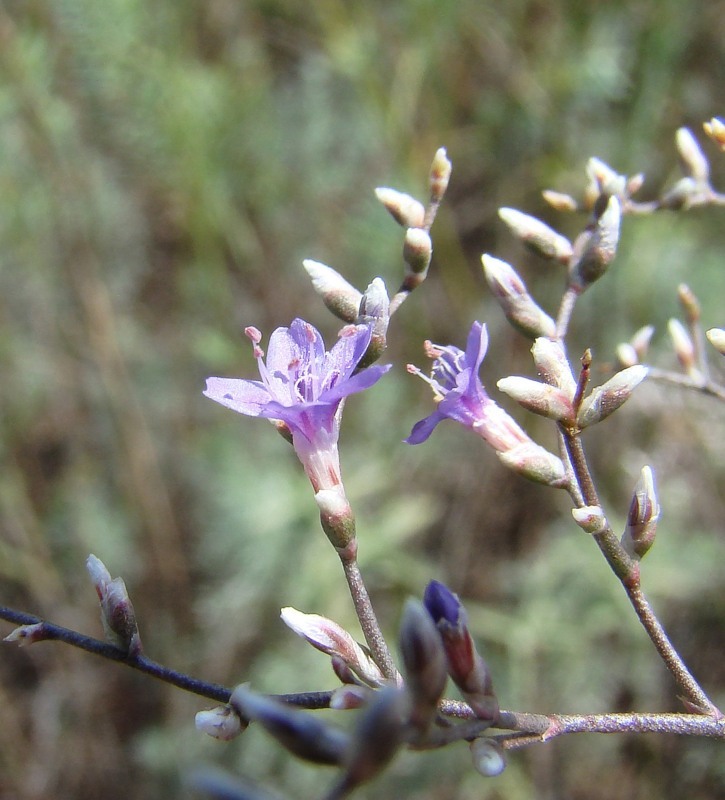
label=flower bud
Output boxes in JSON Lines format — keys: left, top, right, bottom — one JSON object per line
{"left": 627, "top": 172, "right": 645, "bottom": 197}
{"left": 402, "top": 227, "right": 433, "bottom": 287}
{"left": 568, "top": 195, "right": 621, "bottom": 290}
{"left": 616, "top": 342, "right": 638, "bottom": 368}
{"left": 470, "top": 738, "right": 506, "bottom": 777}
{"left": 497, "top": 376, "right": 575, "bottom": 423}
{"left": 482, "top": 254, "right": 557, "bottom": 339}
{"left": 314, "top": 488, "right": 357, "bottom": 551}
{"left": 195, "top": 705, "right": 247, "bottom": 741}
{"left": 429, "top": 147, "right": 452, "bottom": 204}
{"left": 668, "top": 318, "right": 701, "bottom": 379}
{"left": 302, "top": 259, "right": 362, "bottom": 323}
{"left": 531, "top": 337, "right": 577, "bottom": 397}
{"left": 86, "top": 554, "right": 142, "bottom": 656}
{"left": 571, "top": 505, "right": 607, "bottom": 534}
{"left": 399, "top": 599, "right": 448, "bottom": 730}
{"left": 587, "top": 157, "right": 627, "bottom": 198}
{"left": 375, "top": 187, "right": 426, "bottom": 228}
{"left": 356, "top": 277, "right": 390, "bottom": 366}
{"left": 660, "top": 177, "right": 700, "bottom": 210}
{"left": 423, "top": 581, "right": 499, "bottom": 723}
{"left": 542, "top": 189, "right": 578, "bottom": 212}
{"left": 621, "top": 466, "right": 660, "bottom": 560}
{"left": 330, "top": 684, "right": 372, "bottom": 710}
{"left": 280, "top": 607, "right": 384, "bottom": 687}
{"left": 498, "top": 207, "right": 573, "bottom": 263}
{"left": 497, "top": 442, "right": 566, "bottom": 487}
{"left": 706, "top": 327, "right": 725, "bottom": 355}
{"left": 3, "top": 622, "right": 48, "bottom": 647}
{"left": 230, "top": 686, "right": 349, "bottom": 766}
{"left": 677, "top": 283, "right": 701, "bottom": 324}
{"left": 703, "top": 117, "right": 725, "bottom": 152}
{"left": 676, "top": 127, "right": 709, "bottom": 183}
{"left": 577, "top": 365, "right": 648, "bottom": 428}
{"left": 630, "top": 325, "right": 655, "bottom": 361}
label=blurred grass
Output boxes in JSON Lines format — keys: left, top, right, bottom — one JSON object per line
{"left": 0, "top": 1, "right": 724, "bottom": 798}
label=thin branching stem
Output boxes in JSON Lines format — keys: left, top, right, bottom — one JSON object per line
{"left": 646, "top": 366, "right": 725, "bottom": 401}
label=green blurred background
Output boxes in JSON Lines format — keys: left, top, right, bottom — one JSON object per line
{"left": 1, "top": 1, "right": 724, "bottom": 798}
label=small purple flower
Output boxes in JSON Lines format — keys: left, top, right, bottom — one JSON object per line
{"left": 423, "top": 580, "right": 464, "bottom": 628}
{"left": 406, "top": 322, "right": 530, "bottom": 452}
{"left": 205, "top": 319, "right": 390, "bottom": 494}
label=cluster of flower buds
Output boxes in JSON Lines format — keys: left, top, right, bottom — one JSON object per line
{"left": 616, "top": 325, "right": 655, "bottom": 368}
{"left": 86, "top": 554, "right": 142, "bottom": 656}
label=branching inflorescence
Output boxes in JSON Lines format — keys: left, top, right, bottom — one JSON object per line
{"left": 3, "top": 120, "right": 725, "bottom": 799}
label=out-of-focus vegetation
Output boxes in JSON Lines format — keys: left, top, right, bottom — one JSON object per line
{"left": 0, "top": 1, "right": 724, "bottom": 798}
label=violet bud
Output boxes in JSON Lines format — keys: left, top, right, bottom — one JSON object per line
{"left": 229, "top": 686, "right": 349, "bottom": 766}
{"left": 676, "top": 127, "right": 710, "bottom": 183}
{"left": 280, "top": 607, "right": 385, "bottom": 687}
{"left": 482, "top": 254, "right": 557, "bottom": 339}
{"left": 399, "top": 599, "right": 448, "bottom": 730}
{"left": 338, "top": 687, "right": 409, "bottom": 792}
{"left": 497, "top": 376, "right": 575, "bottom": 424}
{"left": 429, "top": 147, "right": 452, "bottom": 204}
{"left": 470, "top": 737, "right": 507, "bottom": 777}
{"left": 703, "top": 117, "right": 725, "bottom": 152}
{"left": 498, "top": 207, "right": 573, "bottom": 263}
{"left": 568, "top": 195, "right": 621, "bottom": 291}
{"left": 576, "top": 365, "right": 648, "bottom": 428}
{"left": 195, "top": 705, "right": 247, "bottom": 741}
{"left": 86, "top": 554, "right": 142, "bottom": 656}
{"left": 375, "top": 187, "right": 426, "bottom": 228}
{"left": 706, "top": 327, "right": 725, "bottom": 355}
{"left": 302, "top": 259, "right": 362, "bottom": 323}
{"left": 423, "top": 581, "right": 499, "bottom": 722}
{"left": 621, "top": 466, "right": 660, "bottom": 560}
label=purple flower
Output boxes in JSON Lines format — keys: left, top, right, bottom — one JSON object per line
{"left": 205, "top": 319, "right": 390, "bottom": 493}
{"left": 406, "top": 322, "right": 530, "bottom": 452}
{"left": 423, "top": 580, "right": 464, "bottom": 628}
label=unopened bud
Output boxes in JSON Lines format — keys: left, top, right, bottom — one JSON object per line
{"left": 482, "top": 254, "right": 557, "bottom": 339}
{"left": 303, "top": 259, "right": 362, "bottom": 323}
{"left": 676, "top": 127, "right": 709, "bottom": 183}
{"left": 703, "top": 117, "right": 725, "bottom": 152}
{"left": 706, "top": 327, "right": 725, "bottom": 355}
{"left": 337, "top": 687, "right": 409, "bottom": 794}
{"left": 195, "top": 705, "right": 247, "bottom": 741}
{"left": 660, "top": 176, "right": 699, "bottom": 210}
{"left": 571, "top": 505, "right": 607, "bottom": 534}
{"left": 626, "top": 173, "right": 645, "bottom": 197}
{"left": 429, "top": 147, "right": 452, "bottom": 204}
{"left": 542, "top": 189, "right": 578, "bottom": 212}
{"left": 621, "top": 466, "right": 660, "bottom": 560}
{"left": 569, "top": 195, "right": 621, "bottom": 290}
{"left": 86, "top": 554, "right": 142, "bottom": 656}
{"left": 470, "top": 738, "right": 506, "bottom": 777}
{"left": 677, "top": 283, "right": 701, "bottom": 324}
{"left": 498, "top": 207, "right": 573, "bottom": 263}
{"left": 531, "top": 337, "right": 577, "bottom": 397}
{"left": 230, "top": 686, "right": 349, "bottom": 766}
{"left": 399, "top": 599, "right": 448, "bottom": 730}
{"left": 630, "top": 325, "right": 655, "bottom": 361}
{"left": 375, "top": 187, "right": 426, "bottom": 228}
{"left": 668, "top": 318, "right": 700, "bottom": 379}
{"left": 357, "top": 277, "right": 390, "bottom": 366}
{"left": 280, "top": 607, "right": 384, "bottom": 687}
{"left": 3, "top": 622, "right": 48, "bottom": 647}
{"left": 497, "top": 376, "right": 575, "bottom": 423}
{"left": 587, "top": 157, "right": 627, "bottom": 198}
{"left": 616, "top": 342, "right": 638, "bottom": 368}
{"left": 423, "top": 581, "right": 498, "bottom": 723}
{"left": 403, "top": 227, "right": 433, "bottom": 286}
{"left": 330, "top": 684, "right": 372, "bottom": 710}
{"left": 497, "top": 442, "right": 567, "bottom": 487}
{"left": 314, "top": 489, "right": 356, "bottom": 551}
{"left": 577, "top": 365, "right": 648, "bottom": 428}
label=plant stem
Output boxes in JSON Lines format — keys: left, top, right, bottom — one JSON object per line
{"left": 338, "top": 553, "right": 401, "bottom": 682}
{"left": 560, "top": 431, "right": 722, "bottom": 718}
